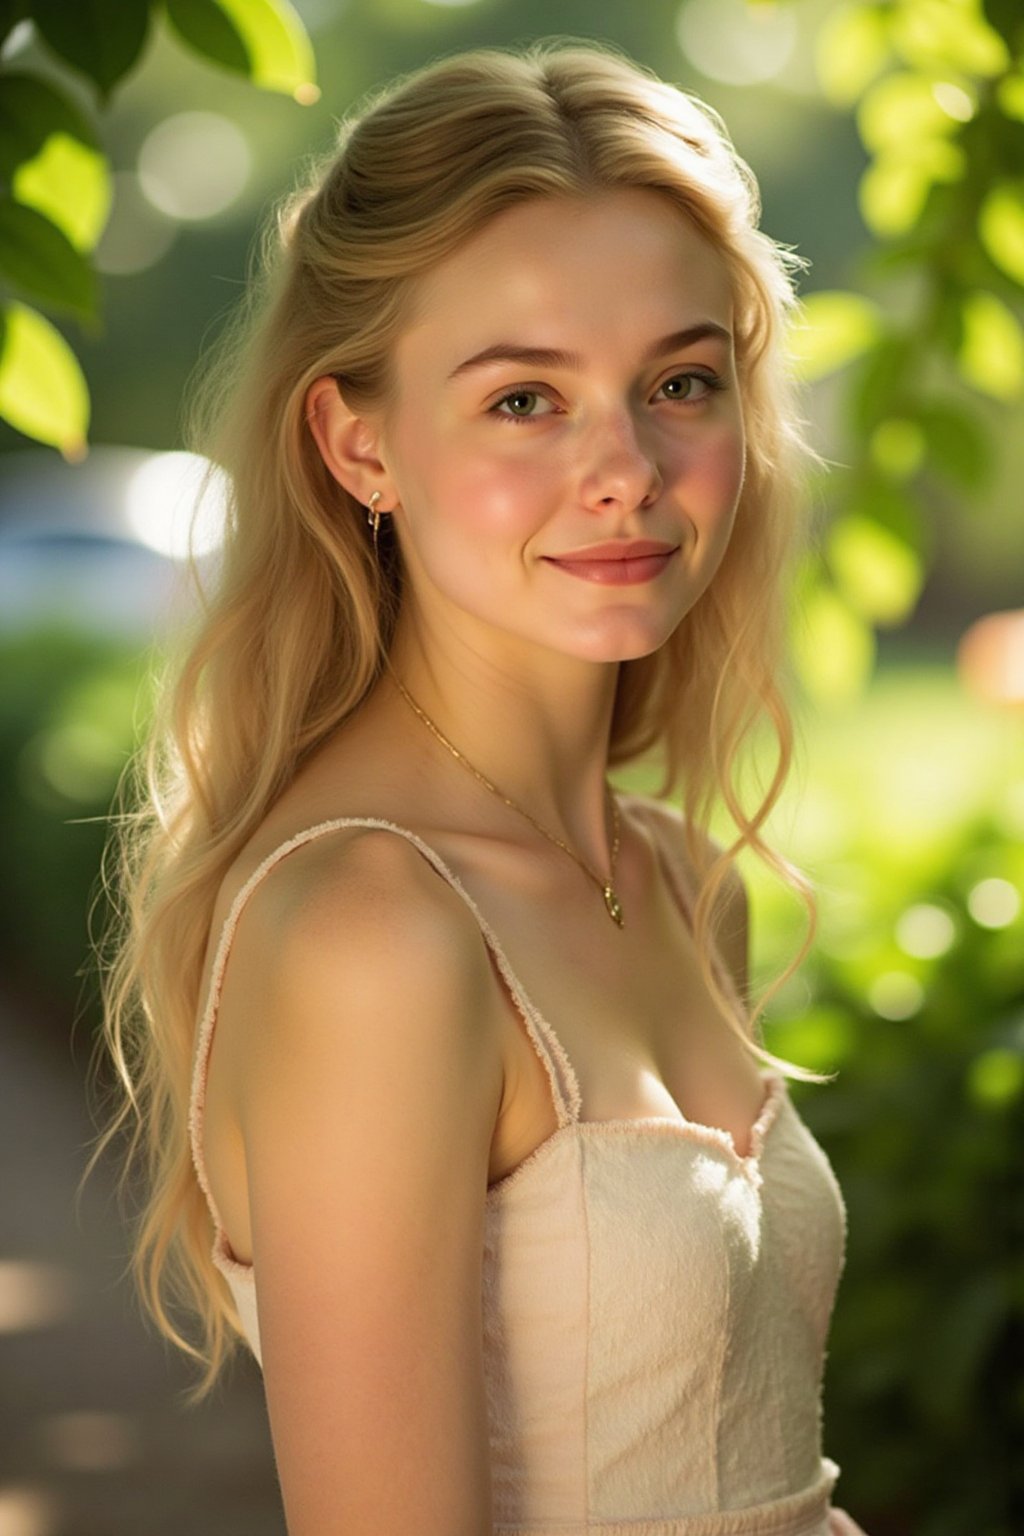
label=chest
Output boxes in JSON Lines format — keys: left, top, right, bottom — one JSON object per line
{"left": 462, "top": 818, "right": 766, "bottom": 1187}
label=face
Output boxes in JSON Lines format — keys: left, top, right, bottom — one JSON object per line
{"left": 373, "top": 187, "right": 746, "bottom": 669}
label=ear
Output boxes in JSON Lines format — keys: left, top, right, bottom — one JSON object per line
{"left": 304, "top": 375, "right": 397, "bottom": 509}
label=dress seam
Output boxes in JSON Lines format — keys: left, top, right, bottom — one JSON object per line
{"left": 710, "top": 1211, "right": 731, "bottom": 1509}
{"left": 580, "top": 1131, "right": 592, "bottom": 1525}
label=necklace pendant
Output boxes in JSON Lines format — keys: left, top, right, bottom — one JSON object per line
{"left": 603, "top": 885, "right": 625, "bottom": 927}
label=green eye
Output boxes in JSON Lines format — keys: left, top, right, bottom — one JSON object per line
{"left": 502, "top": 390, "right": 538, "bottom": 416}
{"left": 658, "top": 371, "right": 722, "bottom": 402}
{"left": 662, "top": 376, "right": 693, "bottom": 399}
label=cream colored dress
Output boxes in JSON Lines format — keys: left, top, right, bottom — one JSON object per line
{"left": 188, "top": 796, "right": 847, "bottom": 1534}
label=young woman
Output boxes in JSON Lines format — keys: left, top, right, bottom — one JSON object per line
{"left": 97, "top": 40, "right": 869, "bottom": 1536}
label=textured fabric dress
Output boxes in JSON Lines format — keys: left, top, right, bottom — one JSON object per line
{"left": 188, "top": 795, "right": 848, "bottom": 1535}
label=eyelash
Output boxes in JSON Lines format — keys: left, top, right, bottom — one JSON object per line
{"left": 488, "top": 369, "right": 727, "bottom": 424}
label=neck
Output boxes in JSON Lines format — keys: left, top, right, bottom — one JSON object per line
{"left": 382, "top": 617, "right": 621, "bottom": 874}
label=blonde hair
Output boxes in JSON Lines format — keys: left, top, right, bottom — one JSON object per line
{"left": 90, "top": 39, "right": 831, "bottom": 1400}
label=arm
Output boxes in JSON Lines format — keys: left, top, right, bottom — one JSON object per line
{"left": 232, "top": 829, "right": 504, "bottom": 1536}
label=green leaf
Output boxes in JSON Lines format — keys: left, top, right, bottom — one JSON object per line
{"left": 889, "top": 0, "right": 1009, "bottom": 78}
{"left": 31, "top": 0, "right": 152, "bottom": 103}
{"left": 164, "top": 0, "right": 249, "bottom": 74}
{"left": 996, "top": 72, "right": 1024, "bottom": 123}
{"left": 848, "top": 336, "right": 918, "bottom": 435}
{"left": 967, "top": 1047, "right": 1024, "bottom": 1107}
{"left": 848, "top": 479, "right": 925, "bottom": 549}
{"left": 0, "top": 72, "right": 111, "bottom": 252}
{"left": 918, "top": 402, "right": 992, "bottom": 490}
{"left": 978, "top": 183, "right": 1024, "bottom": 287}
{"left": 787, "top": 290, "right": 883, "bottom": 380}
{"left": 869, "top": 417, "right": 926, "bottom": 481}
{"left": 814, "top": 3, "right": 891, "bottom": 108}
{"left": 0, "top": 301, "right": 89, "bottom": 457}
{"left": 13, "top": 130, "right": 112, "bottom": 253}
{"left": 958, "top": 289, "right": 1024, "bottom": 399}
{"left": 790, "top": 581, "right": 876, "bottom": 707}
{"left": 827, "top": 514, "right": 924, "bottom": 626}
{"left": 0, "top": 197, "right": 98, "bottom": 319}
{"left": 858, "top": 71, "right": 959, "bottom": 154}
{"left": 859, "top": 156, "right": 932, "bottom": 238}
{"left": 164, "top": 0, "right": 319, "bottom": 102}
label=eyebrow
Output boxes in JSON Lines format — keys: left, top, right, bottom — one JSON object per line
{"left": 446, "top": 322, "right": 733, "bottom": 382}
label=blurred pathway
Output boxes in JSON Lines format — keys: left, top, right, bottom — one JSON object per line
{"left": 0, "top": 995, "right": 284, "bottom": 1536}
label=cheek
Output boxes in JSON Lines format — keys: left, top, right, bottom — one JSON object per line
{"left": 682, "top": 418, "right": 747, "bottom": 522}
{"left": 396, "top": 416, "right": 556, "bottom": 540}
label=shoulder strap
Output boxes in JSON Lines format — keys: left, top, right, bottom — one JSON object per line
{"left": 187, "top": 817, "right": 582, "bottom": 1234}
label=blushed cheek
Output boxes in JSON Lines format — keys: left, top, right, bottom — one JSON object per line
{"left": 425, "top": 446, "right": 555, "bottom": 547}
{"left": 690, "top": 422, "right": 746, "bottom": 535}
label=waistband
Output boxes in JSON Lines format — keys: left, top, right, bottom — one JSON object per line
{"left": 494, "top": 1458, "right": 839, "bottom": 1536}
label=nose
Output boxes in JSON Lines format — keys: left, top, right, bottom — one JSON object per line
{"left": 577, "top": 408, "right": 662, "bottom": 512}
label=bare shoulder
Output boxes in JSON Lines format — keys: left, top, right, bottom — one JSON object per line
{"left": 625, "top": 792, "right": 750, "bottom": 1004}
{"left": 215, "top": 822, "right": 503, "bottom": 1532}
{"left": 225, "top": 820, "right": 505, "bottom": 1106}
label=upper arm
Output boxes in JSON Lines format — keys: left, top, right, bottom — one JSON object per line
{"left": 231, "top": 830, "right": 503, "bottom": 1536}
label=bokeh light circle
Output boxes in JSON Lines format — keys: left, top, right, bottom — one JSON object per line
{"left": 138, "top": 112, "right": 250, "bottom": 221}
{"left": 676, "top": 0, "right": 798, "bottom": 86}
{"left": 125, "top": 452, "right": 228, "bottom": 560}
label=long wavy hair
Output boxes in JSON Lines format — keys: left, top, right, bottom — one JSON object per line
{"left": 91, "top": 39, "right": 831, "bottom": 1399}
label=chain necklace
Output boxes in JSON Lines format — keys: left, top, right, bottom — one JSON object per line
{"left": 389, "top": 672, "right": 625, "bottom": 927}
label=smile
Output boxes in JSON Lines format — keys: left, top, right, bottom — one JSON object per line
{"left": 543, "top": 550, "right": 678, "bottom": 585}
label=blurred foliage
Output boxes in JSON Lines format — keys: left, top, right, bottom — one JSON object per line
{"left": 0, "top": 628, "right": 147, "bottom": 1020}
{"left": 0, "top": 0, "right": 318, "bottom": 457}
{"left": 2, "top": 623, "right": 1021, "bottom": 1533}
{"left": 788, "top": 0, "right": 1024, "bottom": 710}
{"left": 758, "top": 676, "right": 1024, "bottom": 1536}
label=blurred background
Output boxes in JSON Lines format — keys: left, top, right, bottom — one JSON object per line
{"left": 0, "top": 1, "right": 1021, "bottom": 1533}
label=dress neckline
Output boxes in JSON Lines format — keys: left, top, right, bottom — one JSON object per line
{"left": 484, "top": 1069, "right": 787, "bottom": 1204}
{"left": 192, "top": 795, "right": 787, "bottom": 1249}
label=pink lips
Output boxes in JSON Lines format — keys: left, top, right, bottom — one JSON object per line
{"left": 552, "top": 539, "right": 677, "bottom": 561}
{"left": 544, "top": 539, "right": 679, "bottom": 585}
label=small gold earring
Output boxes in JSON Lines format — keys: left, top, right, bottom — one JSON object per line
{"left": 367, "top": 491, "right": 382, "bottom": 556}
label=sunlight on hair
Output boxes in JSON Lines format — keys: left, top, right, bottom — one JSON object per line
{"left": 138, "top": 112, "right": 250, "bottom": 221}
{"left": 676, "top": 0, "right": 798, "bottom": 86}
{"left": 36, "top": 1412, "right": 141, "bottom": 1473}
{"left": 0, "top": 1261, "right": 74, "bottom": 1333}
{"left": 0, "top": 1486, "right": 59, "bottom": 1536}
{"left": 125, "top": 451, "right": 228, "bottom": 560}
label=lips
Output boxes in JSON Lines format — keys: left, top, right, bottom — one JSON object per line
{"left": 544, "top": 546, "right": 678, "bottom": 585}
{"left": 547, "top": 539, "right": 677, "bottom": 562}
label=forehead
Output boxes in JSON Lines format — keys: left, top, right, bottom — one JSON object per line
{"left": 396, "top": 188, "right": 734, "bottom": 368}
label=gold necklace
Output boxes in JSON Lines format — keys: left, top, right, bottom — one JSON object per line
{"left": 389, "top": 672, "right": 625, "bottom": 927}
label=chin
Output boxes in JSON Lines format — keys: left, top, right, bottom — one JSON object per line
{"left": 566, "top": 619, "right": 680, "bottom": 664}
